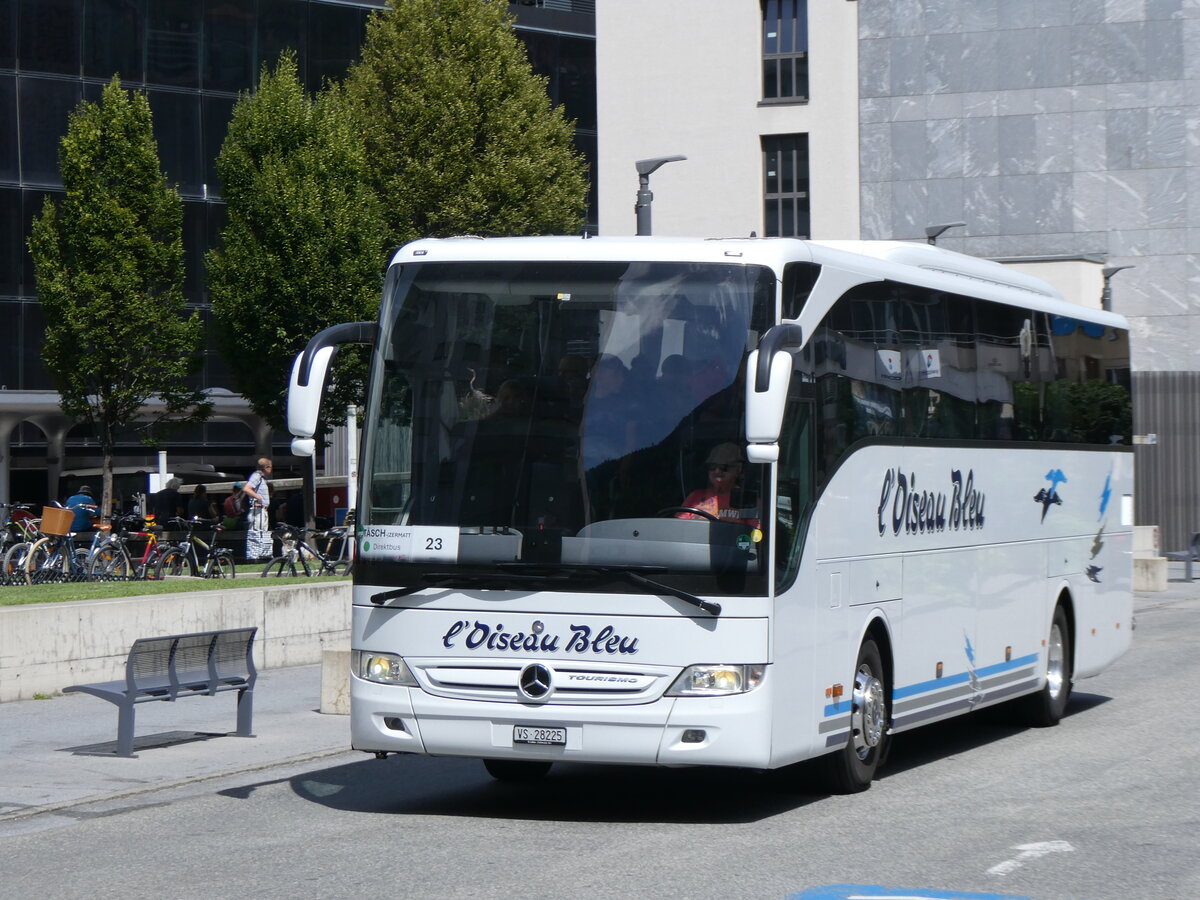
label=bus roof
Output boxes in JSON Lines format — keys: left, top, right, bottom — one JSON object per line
{"left": 391, "top": 236, "right": 1129, "bottom": 329}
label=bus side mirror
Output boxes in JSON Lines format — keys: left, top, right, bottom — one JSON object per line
{"left": 288, "top": 346, "right": 337, "bottom": 442}
{"left": 744, "top": 323, "right": 803, "bottom": 464}
{"left": 286, "top": 320, "right": 376, "bottom": 447}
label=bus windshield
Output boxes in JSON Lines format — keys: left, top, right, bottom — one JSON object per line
{"left": 359, "top": 259, "right": 774, "bottom": 596}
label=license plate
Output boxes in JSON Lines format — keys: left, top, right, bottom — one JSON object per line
{"left": 513, "top": 725, "right": 566, "bottom": 746}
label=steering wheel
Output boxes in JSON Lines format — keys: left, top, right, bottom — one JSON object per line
{"left": 656, "top": 506, "right": 720, "bottom": 522}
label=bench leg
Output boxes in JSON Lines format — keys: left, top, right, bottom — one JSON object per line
{"left": 1188, "top": 557, "right": 1195, "bottom": 582}
{"left": 116, "top": 702, "right": 136, "bottom": 758}
{"left": 236, "top": 688, "right": 254, "bottom": 738}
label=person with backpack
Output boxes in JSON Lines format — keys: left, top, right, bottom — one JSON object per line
{"left": 222, "top": 482, "right": 247, "bottom": 529}
{"left": 243, "top": 459, "right": 273, "bottom": 560}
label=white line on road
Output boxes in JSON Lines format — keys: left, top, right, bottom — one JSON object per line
{"left": 987, "top": 840, "right": 1075, "bottom": 876}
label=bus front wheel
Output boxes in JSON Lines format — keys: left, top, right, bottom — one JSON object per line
{"left": 821, "top": 637, "right": 888, "bottom": 794}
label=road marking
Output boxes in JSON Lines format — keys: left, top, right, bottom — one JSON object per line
{"left": 986, "top": 840, "right": 1075, "bottom": 876}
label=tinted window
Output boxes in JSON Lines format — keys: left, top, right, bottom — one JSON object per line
{"left": 147, "top": 0, "right": 200, "bottom": 87}
{"left": 0, "top": 75, "right": 17, "bottom": 181}
{"left": 84, "top": 0, "right": 145, "bottom": 81}
{"left": 0, "top": 299, "right": 19, "bottom": 386}
{"left": 202, "top": 94, "right": 235, "bottom": 194}
{"left": 18, "top": 78, "right": 82, "bottom": 186}
{"left": 149, "top": 89, "right": 202, "bottom": 195}
{"left": 307, "top": 3, "right": 365, "bottom": 90}
{"left": 0, "top": 187, "right": 20, "bottom": 295}
{"left": 0, "top": 0, "right": 16, "bottom": 70}
{"left": 204, "top": 0, "right": 253, "bottom": 91}
{"left": 258, "top": 0, "right": 307, "bottom": 74}
{"left": 19, "top": 0, "right": 81, "bottom": 75}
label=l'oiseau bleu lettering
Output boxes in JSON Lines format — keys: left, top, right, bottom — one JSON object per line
{"left": 877, "top": 467, "right": 986, "bottom": 536}
{"left": 442, "top": 620, "right": 640, "bottom": 656}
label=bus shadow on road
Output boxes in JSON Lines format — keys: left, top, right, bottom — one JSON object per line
{"left": 268, "top": 754, "right": 828, "bottom": 824}
{"left": 880, "top": 690, "right": 1112, "bottom": 779}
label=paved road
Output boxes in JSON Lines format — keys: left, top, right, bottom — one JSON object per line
{"left": 1, "top": 593, "right": 1197, "bottom": 900}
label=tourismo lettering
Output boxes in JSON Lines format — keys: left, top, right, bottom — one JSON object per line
{"left": 878, "top": 468, "right": 985, "bottom": 536}
{"left": 440, "top": 620, "right": 639, "bottom": 656}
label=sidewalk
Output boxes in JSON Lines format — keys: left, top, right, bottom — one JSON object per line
{"left": 1, "top": 566, "right": 1197, "bottom": 828}
{"left": 0, "top": 662, "right": 352, "bottom": 826}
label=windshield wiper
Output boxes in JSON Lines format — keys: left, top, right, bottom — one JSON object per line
{"left": 370, "top": 571, "right": 553, "bottom": 604}
{"left": 495, "top": 563, "right": 721, "bottom": 616}
{"left": 372, "top": 565, "right": 721, "bottom": 616}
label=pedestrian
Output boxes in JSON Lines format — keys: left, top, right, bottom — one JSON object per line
{"left": 187, "top": 484, "right": 218, "bottom": 522}
{"left": 221, "top": 481, "right": 247, "bottom": 530}
{"left": 64, "top": 485, "right": 99, "bottom": 533}
{"left": 153, "top": 477, "right": 184, "bottom": 526}
{"left": 243, "top": 458, "right": 273, "bottom": 560}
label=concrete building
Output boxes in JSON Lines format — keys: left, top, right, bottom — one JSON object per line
{"left": 596, "top": 0, "right": 1198, "bottom": 549}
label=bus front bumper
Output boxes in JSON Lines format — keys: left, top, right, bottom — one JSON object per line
{"left": 350, "top": 676, "right": 775, "bottom": 769}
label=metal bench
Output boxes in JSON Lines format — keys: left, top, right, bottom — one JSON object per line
{"left": 64, "top": 627, "right": 257, "bottom": 757}
{"left": 1163, "top": 532, "right": 1200, "bottom": 582}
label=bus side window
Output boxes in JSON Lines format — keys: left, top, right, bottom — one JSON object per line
{"left": 775, "top": 379, "right": 816, "bottom": 590}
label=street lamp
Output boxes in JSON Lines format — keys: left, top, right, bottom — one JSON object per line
{"left": 1101, "top": 265, "right": 1134, "bottom": 312}
{"left": 634, "top": 155, "right": 686, "bottom": 236}
{"left": 925, "top": 221, "right": 965, "bottom": 245}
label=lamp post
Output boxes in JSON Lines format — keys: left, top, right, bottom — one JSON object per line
{"left": 924, "top": 221, "right": 966, "bottom": 245}
{"left": 1101, "top": 265, "right": 1134, "bottom": 312}
{"left": 634, "top": 155, "right": 686, "bottom": 236}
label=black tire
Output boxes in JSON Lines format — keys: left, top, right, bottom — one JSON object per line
{"left": 820, "top": 637, "right": 889, "bottom": 794}
{"left": 327, "top": 560, "right": 352, "bottom": 577}
{"left": 204, "top": 554, "right": 236, "bottom": 578}
{"left": 261, "top": 557, "right": 296, "bottom": 578}
{"left": 1020, "top": 603, "right": 1073, "bottom": 727}
{"left": 2, "top": 541, "right": 31, "bottom": 580}
{"left": 88, "top": 545, "right": 130, "bottom": 580}
{"left": 482, "top": 759, "right": 552, "bottom": 782}
{"left": 156, "top": 548, "right": 192, "bottom": 579}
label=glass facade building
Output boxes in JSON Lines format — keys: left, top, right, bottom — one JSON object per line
{"left": 0, "top": 0, "right": 596, "bottom": 497}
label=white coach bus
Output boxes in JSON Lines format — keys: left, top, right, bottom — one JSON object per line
{"left": 289, "top": 236, "right": 1133, "bottom": 793}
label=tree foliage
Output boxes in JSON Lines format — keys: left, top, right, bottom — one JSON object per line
{"left": 208, "top": 52, "right": 387, "bottom": 431}
{"left": 28, "top": 77, "right": 208, "bottom": 516}
{"left": 339, "top": 0, "right": 589, "bottom": 247}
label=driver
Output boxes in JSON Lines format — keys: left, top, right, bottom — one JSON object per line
{"left": 676, "top": 443, "right": 758, "bottom": 526}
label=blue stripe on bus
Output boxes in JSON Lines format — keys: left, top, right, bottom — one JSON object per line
{"left": 823, "top": 652, "right": 1040, "bottom": 718}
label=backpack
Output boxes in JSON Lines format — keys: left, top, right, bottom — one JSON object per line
{"left": 224, "top": 490, "right": 246, "bottom": 517}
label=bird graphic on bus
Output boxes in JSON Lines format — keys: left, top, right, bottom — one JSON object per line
{"left": 1034, "top": 468, "right": 1067, "bottom": 521}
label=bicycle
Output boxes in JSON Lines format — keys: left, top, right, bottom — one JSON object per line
{"left": 1, "top": 504, "right": 41, "bottom": 582}
{"left": 260, "top": 524, "right": 353, "bottom": 578}
{"left": 155, "top": 517, "right": 237, "bottom": 579}
{"left": 23, "top": 505, "right": 99, "bottom": 584}
{"left": 87, "top": 515, "right": 163, "bottom": 580}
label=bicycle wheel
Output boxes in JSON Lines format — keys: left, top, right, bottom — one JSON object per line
{"left": 25, "top": 537, "right": 63, "bottom": 584}
{"left": 2, "top": 541, "right": 31, "bottom": 581}
{"left": 155, "top": 548, "right": 193, "bottom": 579}
{"left": 140, "top": 545, "right": 163, "bottom": 580}
{"left": 88, "top": 544, "right": 131, "bottom": 580}
{"left": 260, "top": 557, "right": 297, "bottom": 577}
{"left": 325, "top": 560, "right": 353, "bottom": 577}
{"left": 204, "top": 554, "right": 236, "bottom": 579}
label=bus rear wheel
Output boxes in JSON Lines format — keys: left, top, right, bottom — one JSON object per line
{"left": 821, "top": 637, "right": 888, "bottom": 794}
{"left": 1020, "top": 603, "right": 1072, "bottom": 727}
{"left": 482, "top": 759, "right": 552, "bottom": 783}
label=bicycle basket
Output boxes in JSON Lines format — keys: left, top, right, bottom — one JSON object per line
{"left": 41, "top": 506, "right": 76, "bottom": 536}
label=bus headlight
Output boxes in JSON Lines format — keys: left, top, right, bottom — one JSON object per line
{"left": 353, "top": 650, "right": 418, "bottom": 686}
{"left": 665, "top": 664, "right": 766, "bottom": 696}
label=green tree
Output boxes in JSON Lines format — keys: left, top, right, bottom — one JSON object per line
{"left": 339, "top": 0, "right": 589, "bottom": 247}
{"left": 29, "top": 77, "right": 208, "bottom": 519}
{"left": 208, "top": 51, "right": 387, "bottom": 432}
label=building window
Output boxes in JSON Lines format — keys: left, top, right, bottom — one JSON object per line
{"left": 761, "top": 0, "right": 807, "bottom": 102}
{"left": 762, "top": 134, "right": 809, "bottom": 238}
